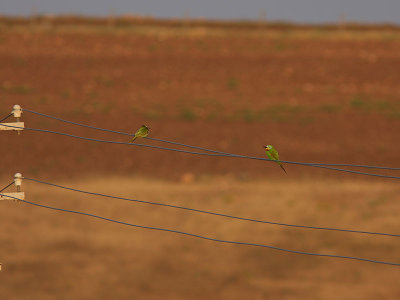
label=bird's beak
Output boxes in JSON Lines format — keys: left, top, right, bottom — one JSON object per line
{"left": 263, "top": 145, "right": 267, "bottom": 149}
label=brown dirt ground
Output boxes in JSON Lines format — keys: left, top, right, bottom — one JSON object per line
{"left": 1, "top": 177, "right": 400, "bottom": 299}
{"left": 0, "top": 18, "right": 399, "bottom": 299}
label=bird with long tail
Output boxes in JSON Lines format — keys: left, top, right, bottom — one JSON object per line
{"left": 264, "top": 145, "right": 287, "bottom": 173}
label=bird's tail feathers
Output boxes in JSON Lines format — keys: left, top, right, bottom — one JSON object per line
{"left": 130, "top": 136, "right": 137, "bottom": 143}
{"left": 280, "top": 164, "right": 287, "bottom": 174}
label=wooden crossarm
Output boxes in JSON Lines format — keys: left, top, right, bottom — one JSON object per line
{"left": 0, "top": 122, "right": 24, "bottom": 131}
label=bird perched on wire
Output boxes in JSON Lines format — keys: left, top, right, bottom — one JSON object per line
{"left": 130, "top": 125, "right": 150, "bottom": 143}
{"left": 264, "top": 145, "right": 287, "bottom": 173}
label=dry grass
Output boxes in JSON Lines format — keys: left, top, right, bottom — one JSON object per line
{"left": 1, "top": 16, "right": 400, "bottom": 41}
{"left": 0, "top": 176, "right": 399, "bottom": 299}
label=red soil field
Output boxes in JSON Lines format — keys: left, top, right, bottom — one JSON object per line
{"left": 0, "top": 17, "right": 399, "bottom": 180}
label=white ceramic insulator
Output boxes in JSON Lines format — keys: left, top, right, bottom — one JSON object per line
{"left": 12, "top": 105, "right": 22, "bottom": 118}
{"left": 14, "top": 173, "right": 23, "bottom": 188}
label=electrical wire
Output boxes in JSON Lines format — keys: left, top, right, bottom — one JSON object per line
{"left": 0, "top": 181, "right": 14, "bottom": 193}
{"left": 23, "top": 109, "right": 132, "bottom": 136}
{"left": 23, "top": 177, "right": 400, "bottom": 238}
{"left": 1, "top": 193, "right": 398, "bottom": 266}
{"left": 2, "top": 122, "right": 400, "bottom": 180}
{"left": 2, "top": 109, "right": 398, "bottom": 266}
{"left": 22, "top": 108, "right": 241, "bottom": 155}
{"left": 0, "top": 113, "right": 13, "bottom": 123}
{"left": 22, "top": 108, "right": 400, "bottom": 171}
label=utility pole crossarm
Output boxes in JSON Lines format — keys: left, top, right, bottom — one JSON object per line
{"left": 0, "top": 192, "right": 25, "bottom": 201}
{"left": 0, "top": 122, "right": 24, "bottom": 131}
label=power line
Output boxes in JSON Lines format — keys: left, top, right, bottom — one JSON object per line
{"left": 0, "top": 113, "right": 13, "bottom": 123}
{"left": 0, "top": 181, "right": 14, "bottom": 193}
{"left": 22, "top": 109, "right": 246, "bottom": 156}
{"left": 22, "top": 108, "right": 400, "bottom": 171}
{"left": 2, "top": 122, "right": 400, "bottom": 180}
{"left": 23, "top": 177, "right": 400, "bottom": 238}
{"left": 23, "top": 109, "right": 133, "bottom": 136}
{"left": 2, "top": 193, "right": 398, "bottom": 266}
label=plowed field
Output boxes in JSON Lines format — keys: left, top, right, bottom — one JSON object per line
{"left": 0, "top": 18, "right": 399, "bottom": 299}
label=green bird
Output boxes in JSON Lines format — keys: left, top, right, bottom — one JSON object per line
{"left": 130, "top": 125, "right": 150, "bottom": 143}
{"left": 264, "top": 145, "right": 287, "bottom": 173}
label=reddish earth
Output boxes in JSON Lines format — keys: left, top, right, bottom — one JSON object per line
{"left": 0, "top": 17, "right": 399, "bottom": 180}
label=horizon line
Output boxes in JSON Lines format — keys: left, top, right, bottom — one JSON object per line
{"left": 1, "top": 14, "right": 400, "bottom": 28}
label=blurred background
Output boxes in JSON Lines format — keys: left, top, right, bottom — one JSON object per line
{"left": 0, "top": 1, "right": 399, "bottom": 299}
